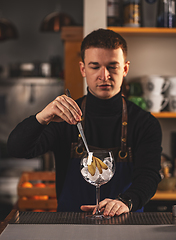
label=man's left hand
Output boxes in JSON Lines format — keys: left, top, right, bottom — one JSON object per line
{"left": 81, "top": 198, "right": 129, "bottom": 217}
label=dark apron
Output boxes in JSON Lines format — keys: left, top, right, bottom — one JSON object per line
{"left": 57, "top": 96, "right": 143, "bottom": 212}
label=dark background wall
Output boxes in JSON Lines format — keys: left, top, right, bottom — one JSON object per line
{"left": 0, "top": 0, "right": 83, "bottom": 66}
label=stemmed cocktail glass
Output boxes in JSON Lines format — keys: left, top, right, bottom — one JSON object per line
{"left": 80, "top": 150, "right": 115, "bottom": 219}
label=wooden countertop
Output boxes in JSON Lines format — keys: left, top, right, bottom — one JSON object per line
{"left": 0, "top": 209, "right": 17, "bottom": 235}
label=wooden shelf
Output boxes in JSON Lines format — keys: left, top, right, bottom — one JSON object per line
{"left": 151, "top": 190, "right": 176, "bottom": 201}
{"left": 61, "top": 26, "right": 176, "bottom": 41}
{"left": 151, "top": 112, "right": 176, "bottom": 118}
{"left": 108, "top": 27, "right": 176, "bottom": 37}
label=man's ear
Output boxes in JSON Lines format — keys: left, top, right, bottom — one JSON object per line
{"left": 79, "top": 61, "right": 86, "bottom": 78}
{"left": 123, "top": 61, "right": 130, "bottom": 77}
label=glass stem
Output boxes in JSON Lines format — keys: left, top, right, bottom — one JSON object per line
{"left": 95, "top": 186, "right": 100, "bottom": 215}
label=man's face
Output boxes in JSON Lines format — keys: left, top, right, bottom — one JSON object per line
{"left": 79, "top": 47, "right": 130, "bottom": 99}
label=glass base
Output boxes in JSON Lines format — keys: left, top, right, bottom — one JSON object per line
{"left": 85, "top": 214, "right": 111, "bottom": 220}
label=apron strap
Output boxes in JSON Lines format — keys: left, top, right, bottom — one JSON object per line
{"left": 119, "top": 96, "right": 128, "bottom": 159}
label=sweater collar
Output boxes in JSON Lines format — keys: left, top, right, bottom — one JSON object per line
{"left": 86, "top": 88, "right": 122, "bottom": 116}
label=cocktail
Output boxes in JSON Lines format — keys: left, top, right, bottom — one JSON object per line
{"left": 80, "top": 150, "right": 115, "bottom": 219}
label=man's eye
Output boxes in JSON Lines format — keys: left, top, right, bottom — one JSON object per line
{"left": 91, "top": 66, "right": 99, "bottom": 69}
{"left": 108, "top": 66, "right": 117, "bottom": 70}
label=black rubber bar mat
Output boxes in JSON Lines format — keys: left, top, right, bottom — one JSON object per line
{"left": 9, "top": 211, "right": 174, "bottom": 225}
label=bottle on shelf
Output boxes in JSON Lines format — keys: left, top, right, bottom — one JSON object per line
{"left": 123, "top": 0, "right": 141, "bottom": 27}
{"left": 168, "top": 0, "right": 176, "bottom": 28}
{"left": 157, "top": 0, "right": 176, "bottom": 28}
{"left": 141, "top": 0, "right": 159, "bottom": 27}
{"left": 107, "top": 0, "right": 121, "bottom": 26}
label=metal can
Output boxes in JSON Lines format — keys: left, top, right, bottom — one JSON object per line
{"left": 123, "top": 0, "right": 141, "bottom": 27}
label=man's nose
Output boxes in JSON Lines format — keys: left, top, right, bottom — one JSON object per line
{"left": 99, "top": 67, "right": 110, "bottom": 80}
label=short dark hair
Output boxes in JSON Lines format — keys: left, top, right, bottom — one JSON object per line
{"left": 81, "top": 28, "right": 127, "bottom": 62}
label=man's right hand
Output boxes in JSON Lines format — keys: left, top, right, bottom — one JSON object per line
{"left": 36, "top": 94, "right": 82, "bottom": 125}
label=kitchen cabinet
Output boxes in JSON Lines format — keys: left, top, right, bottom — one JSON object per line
{"left": 61, "top": 27, "right": 83, "bottom": 100}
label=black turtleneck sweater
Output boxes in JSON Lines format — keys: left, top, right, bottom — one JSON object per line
{"left": 7, "top": 90, "right": 162, "bottom": 211}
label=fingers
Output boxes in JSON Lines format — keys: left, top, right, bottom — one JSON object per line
{"left": 99, "top": 199, "right": 129, "bottom": 217}
{"left": 81, "top": 199, "right": 129, "bottom": 217}
{"left": 57, "top": 95, "right": 82, "bottom": 118}
{"left": 36, "top": 94, "right": 82, "bottom": 125}
{"left": 80, "top": 205, "right": 96, "bottom": 212}
{"left": 53, "top": 95, "right": 82, "bottom": 124}
{"left": 82, "top": 206, "right": 104, "bottom": 215}
{"left": 115, "top": 204, "right": 129, "bottom": 216}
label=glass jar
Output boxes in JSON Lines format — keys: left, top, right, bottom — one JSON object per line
{"left": 107, "top": 0, "right": 121, "bottom": 26}
{"left": 157, "top": 0, "right": 176, "bottom": 28}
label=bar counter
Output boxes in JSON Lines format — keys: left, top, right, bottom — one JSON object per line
{"left": 0, "top": 211, "right": 176, "bottom": 240}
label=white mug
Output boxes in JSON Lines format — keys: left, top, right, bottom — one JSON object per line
{"left": 169, "top": 95, "right": 176, "bottom": 112}
{"left": 144, "top": 94, "right": 169, "bottom": 112}
{"left": 141, "top": 75, "right": 170, "bottom": 95}
{"left": 166, "top": 76, "right": 176, "bottom": 96}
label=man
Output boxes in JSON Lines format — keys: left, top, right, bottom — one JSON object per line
{"left": 7, "top": 29, "right": 162, "bottom": 217}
